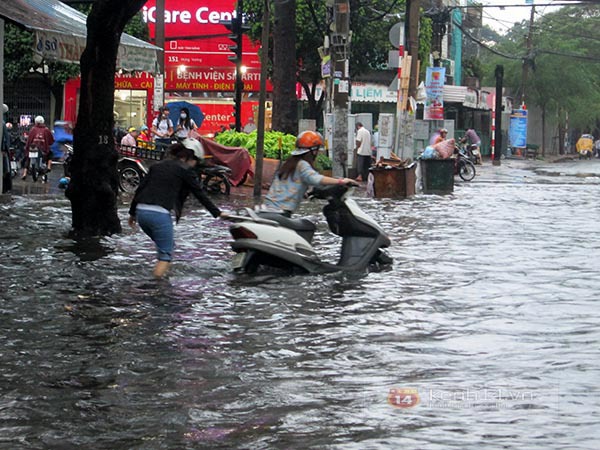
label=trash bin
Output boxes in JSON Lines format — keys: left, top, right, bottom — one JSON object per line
{"left": 370, "top": 163, "right": 416, "bottom": 199}
{"left": 420, "top": 159, "right": 454, "bottom": 194}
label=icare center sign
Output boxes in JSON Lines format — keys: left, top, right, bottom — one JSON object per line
{"left": 142, "top": 0, "right": 260, "bottom": 92}
{"left": 143, "top": 0, "right": 269, "bottom": 132}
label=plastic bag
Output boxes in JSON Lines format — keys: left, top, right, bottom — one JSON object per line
{"left": 433, "top": 138, "right": 455, "bottom": 159}
{"left": 420, "top": 146, "right": 438, "bottom": 159}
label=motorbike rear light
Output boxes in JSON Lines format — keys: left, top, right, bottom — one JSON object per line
{"left": 231, "top": 226, "right": 257, "bottom": 239}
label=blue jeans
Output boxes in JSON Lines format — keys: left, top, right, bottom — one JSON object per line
{"left": 136, "top": 209, "right": 174, "bottom": 262}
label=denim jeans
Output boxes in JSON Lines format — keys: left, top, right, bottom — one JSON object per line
{"left": 136, "top": 209, "right": 174, "bottom": 261}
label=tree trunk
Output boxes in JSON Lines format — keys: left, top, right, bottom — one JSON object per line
{"left": 65, "top": 0, "right": 145, "bottom": 237}
{"left": 558, "top": 109, "right": 565, "bottom": 155}
{"left": 300, "top": 77, "right": 325, "bottom": 123}
{"left": 272, "top": 0, "right": 298, "bottom": 135}
{"left": 541, "top": 104, "right": 546, "bottom": 157}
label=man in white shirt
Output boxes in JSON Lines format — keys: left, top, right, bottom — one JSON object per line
{"left": 354, "top": 122, "right": 372, "bottom": 182}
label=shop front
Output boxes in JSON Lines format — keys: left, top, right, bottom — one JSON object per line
{"left": 145, "top": 0, "right": 271, "bottom": 134}
{"left": 64, "top": 72, "right": 155, "bottom": 131}
{"left": 163, "top": 66, "right": 270, "bottom": 134}
{"left": 63, "top": 0, "right": 272, "bottom": 135}
{"left": 442, "top": 85, "right": 492, "bottom": 155}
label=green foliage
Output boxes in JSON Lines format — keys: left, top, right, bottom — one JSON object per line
{"left": 463, "top": 56, "right": 483, "bottom": 80}
{"left": 242, "top": 1, "right": 428, "bottom": 107}
{"left": 315, "top": 152, "right": 332, "bottom": 171}
{"left": 125, "top": 11, "right": 150, "bottom": 41}
{"left": 3, "top": 10, "right": 148, "bottom": 85}
{"left": 214, "top": 130, "right": 332, "bottom": 170}
{"left": 479, "top": 5, "right": 600, "bottom": 130}
{"left": 4, "top": 23, "right": 36, "bottom": 83}
{"left": 215, "top": 130, "right": 296, "bottom": 159}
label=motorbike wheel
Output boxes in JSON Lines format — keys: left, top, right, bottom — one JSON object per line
{"left": 204, "top": 174, "right": 231, "bottom": 195}
{"left": 458, "top": 160, "right": 476, "bottom": 181}
{"left": 118, "top": 163, "right": 144, "bottom": 193}
{"left": 31, "top": 164, "right": 38, "bottom": 182}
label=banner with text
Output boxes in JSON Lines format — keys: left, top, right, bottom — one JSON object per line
{"left": 424, "top": 67, "right": 446, "bottom": 120}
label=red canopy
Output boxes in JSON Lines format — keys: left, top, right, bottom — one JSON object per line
{"left": 198, "top": 136, "right": 253, "bottom": 187}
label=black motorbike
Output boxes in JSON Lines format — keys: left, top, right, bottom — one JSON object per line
{"left": 24, "top": 146, "right": 49, "bottom": 183}
{"left": 454, "top": 145, "right": 476, "bottom": 181}
{"left": 196, "top": 159, "right": 232, "bottom": 195}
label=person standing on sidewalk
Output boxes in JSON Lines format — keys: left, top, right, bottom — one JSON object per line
{"left": 151, "top": 106, "right": 174, "bottom": 150}
{"left": 354, "top": 122, "right": 372, "bottom": 182}
{"left": 1, "top": 104, "right": 11, "bottom": 193}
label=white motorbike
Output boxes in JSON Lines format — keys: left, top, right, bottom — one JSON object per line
{"left": 228, "top": 185, "right": 393, "bottom": 274}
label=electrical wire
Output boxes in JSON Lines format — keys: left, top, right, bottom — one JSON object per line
{"left": 456, "top": 18, "right": 600, "bottom": 63}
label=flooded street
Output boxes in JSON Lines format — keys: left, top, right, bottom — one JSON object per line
{"left": 1, "top": 159, "right": 599, "bottom": 449}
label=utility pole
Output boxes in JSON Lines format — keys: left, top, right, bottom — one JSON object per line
{"left": 253, "top": 0, "right": 270, "bottom": 199}
{"left": 155, "top": 0, "right": 165, "bottom": 109}
{"left": 329, "top": 0, "right": 350, "bottom": 178}
{"left": 406, "top": 0, "right": 420, "bottom": 100}
{"left": 520, "top": 5, "right": 535, "bottom": 108}
{"left": 493, "top": 65, "right": 503, "bottom": 167}
{"left": 220, "top": 1, "right": 248, "bottom": 131}
{"left": 427, "top": 2, "right": 449, "bottom": 68}
{"left": 156, "top": 0, "right": 165, "bottom": 74}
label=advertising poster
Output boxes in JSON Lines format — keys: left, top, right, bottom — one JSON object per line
{"left": 509, "top": 109, "right": 528, "bottom": 148}
{"left": 424, "top": 67, "right": 445, "bottom": 120}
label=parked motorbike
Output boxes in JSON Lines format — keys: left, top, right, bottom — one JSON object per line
{"left": 118, "top": 156, "right": 148, "bottom": 193}
{"left": 8, "top": 147, "right": 19, "bottom": 179}
{"left": 58, "top": 143, "right": 74, "bottom": 189}
{"left": 458, "top": 140, "right": 481, "bottom": 165}
{"left": 227, "top": 184, "right": 393, "bottom": 274}
{"left": 196, "top": 159, "right": 232, "bottom": 195}
{"left": 454, "top": 145, "right": 476, "bottom": 181}
{"left": 60, "top": 143, "right": 148, "bottom": 193}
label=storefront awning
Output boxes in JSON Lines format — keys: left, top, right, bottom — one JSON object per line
{"left": 0, "top": 0, "right": 160, "bottom": 72}
{"left": 443, "top": 85, "right": 490, "bottom": 110}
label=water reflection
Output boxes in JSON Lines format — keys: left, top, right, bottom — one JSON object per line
{"left": 1, "top": 174, "right": 600, "bottom": 448}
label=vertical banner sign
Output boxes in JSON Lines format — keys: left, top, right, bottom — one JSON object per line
{"left": 153, "top": 73, "right": 164, "bottom": 111}
{"left": 424, "top": 67, "right": 445, "bottom": 120}
{"left": 509, "top": 109, "right": 528, "bottom": 148}
{"left": 321, "top": 55, "right": 331, "bottom": 78}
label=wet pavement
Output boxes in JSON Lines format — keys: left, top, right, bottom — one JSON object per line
{"left": 1, "top": 154, "right": 599, "bottom": 449}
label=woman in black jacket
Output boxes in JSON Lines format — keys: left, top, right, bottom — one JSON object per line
{"left": 128, "top": 138, "right": 227, "bottom": 278}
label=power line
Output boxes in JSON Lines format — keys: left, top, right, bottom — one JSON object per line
{"left": 456, "top": 19, "right": 600, "bottom": 63}
{"left": 451, "top": 1, "right": 598, "bottom": 9}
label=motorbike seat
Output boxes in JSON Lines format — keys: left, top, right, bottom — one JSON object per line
{"left": 256, "top": 212, "right": 316, "bottom": 233}
{"left": 201, "top": 165, "right": 231, "bottom": 174}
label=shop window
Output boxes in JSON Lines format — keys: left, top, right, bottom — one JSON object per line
{"left": 114, "top": 89, "right": 147, "bottom": 129}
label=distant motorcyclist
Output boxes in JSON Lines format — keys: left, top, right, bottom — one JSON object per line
{"left": 576, "top": 133, "right": 594, "bottom": 159}
{"left": 22, "top": 115, "right": 54, "bottom": 179}
{"left": 460, "top": 128, "right": 482, "bottom": 164}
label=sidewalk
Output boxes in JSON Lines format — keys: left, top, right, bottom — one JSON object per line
{"left": 474, "top": 153, "right": 600, "bottom": 185}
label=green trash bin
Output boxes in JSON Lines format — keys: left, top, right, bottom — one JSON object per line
{"left": 420, "top": 159, "right": 454, "bottom": 194}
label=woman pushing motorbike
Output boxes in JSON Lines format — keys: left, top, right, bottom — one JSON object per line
{"left": 128, "top": 138, "right": 229, "bottom": 278}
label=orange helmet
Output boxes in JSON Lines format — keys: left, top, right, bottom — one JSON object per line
{"left": 293, "top": 130, "right": 324, "bottom": 155}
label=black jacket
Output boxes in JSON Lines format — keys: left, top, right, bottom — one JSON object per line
{"left": 129, "top": 159, "right": 221, "bottom": 222}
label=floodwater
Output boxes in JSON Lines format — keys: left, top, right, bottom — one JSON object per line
{"left": 1, "top": 160, "right": 599, "bottom": 449}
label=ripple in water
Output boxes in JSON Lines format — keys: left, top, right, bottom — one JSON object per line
{"left": 1, "top": 182, "right": 599, "bottom": 449}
